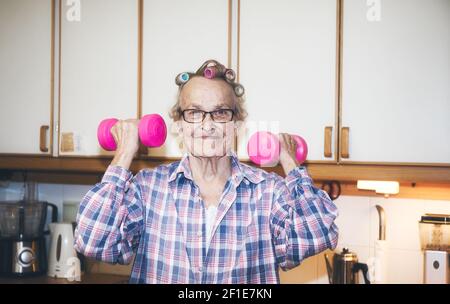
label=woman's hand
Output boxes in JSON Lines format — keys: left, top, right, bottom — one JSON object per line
{"left": 110, "top": 119, "right": 140, "bottom": 170}
{"left": 278, "top": 133, "right": 300, "bottom": 175}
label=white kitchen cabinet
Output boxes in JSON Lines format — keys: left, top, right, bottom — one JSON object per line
{"left": 0, "top": 0, "right": 53, "bottom": 155}
{"left": 236, "top": 0, "right": 338, "bottom": 163}
{"left": 341, "top": 0, "right": 450, "bottom": 164}
{"left": 141, "top": 0, "right": 230, "bottom": 158}
{"left": 59, "top": 0, "right": 138, "bottom": 156}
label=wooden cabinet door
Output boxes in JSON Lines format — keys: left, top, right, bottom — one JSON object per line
{"left": 59, "top": 0, "right": 138, "bottom": 156}
{"left": 141, "top": 0, "right": 230, "bottom": 158}
{"left": 341, "top": 0, "right": 450, "bottom": 164}
{"left": 237, "top": 0, "right": 338, "bottom": 164}
{"left": 0, "top": 0, "right": 53, "bottom": 155}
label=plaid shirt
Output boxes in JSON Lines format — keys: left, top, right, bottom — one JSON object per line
{"left": 74, "top": 152, "right": 338, "bottom": 284}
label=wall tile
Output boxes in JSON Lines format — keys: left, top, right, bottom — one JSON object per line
{"left": 0, "top": 182, "right": 24, "bottom": 200}
{"left": 279, "top": 255, "right": 318, "bottom": 284}
{"left": 39, "top": 183, "right": 64, "bottom": 221}
{"left": 63, "top": 184, "right": 92, "bottom": 202}
{"left": 421, "top": 200, "right": 450, "bottom": 215}
{"left": 385, "top": 249, "right": 424, "bottom": 284}
{"left": 334, "top": 196, "right": 371, "bottom": 247}
{"left": 369, "top": 197, "right": 425, "bottom": 251}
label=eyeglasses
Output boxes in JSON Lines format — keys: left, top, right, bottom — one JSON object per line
{"left": 181, "top": 108, "right": 234, "bottom": 123}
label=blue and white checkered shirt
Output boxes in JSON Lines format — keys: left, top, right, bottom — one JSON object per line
{"left": 74, "top": 152, "right": 338, "bottom": 283}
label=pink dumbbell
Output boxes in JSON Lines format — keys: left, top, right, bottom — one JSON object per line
{"left": 97, "top": 114, "right": 167, "bottom": 151}
{"left": 247, "top": 131, "right": 308, "bottom": 166}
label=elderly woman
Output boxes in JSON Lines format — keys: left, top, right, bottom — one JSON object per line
{"left": 74, "top": 60, "right": 339, "bottom": 284}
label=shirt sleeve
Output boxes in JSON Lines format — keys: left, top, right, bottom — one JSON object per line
{"left": 270, "top": 166, "right": 339, "bottom": 271}
{"left": 74, "top": 165, "right": 144, "bottom": 265}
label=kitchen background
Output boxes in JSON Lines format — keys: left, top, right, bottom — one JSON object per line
{"left": 0, "top": 0, "right": 449, "bottom": 284}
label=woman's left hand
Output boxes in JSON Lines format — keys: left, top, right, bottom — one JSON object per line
{"left": 278, "top": 133, "right": 300, "bottom": 175}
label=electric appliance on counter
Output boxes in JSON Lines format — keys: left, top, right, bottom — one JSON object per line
{"left": 47, "top": 222, "right": 81, "bottom": 279}
{"left": 0, "top": 200, "right": 58, "bottom": 276}
{"left": 419, "top": 214, "right": 450, "bottom": 284}
{"left": 325, "top": 248, "right": 371, "bottom": 284}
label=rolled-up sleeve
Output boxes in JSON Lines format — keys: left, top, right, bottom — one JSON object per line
{"left": 270, "top": 166, "right": 339, "bottom": 271}
{"left": 74, "top": 165, "right": 144, "bottom": 265}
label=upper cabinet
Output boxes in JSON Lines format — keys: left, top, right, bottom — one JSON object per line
{"left": 141, "top": 0, "right": 230, "bottom": 158}
{"left": 58, "top": 0, "right": 139, "bottom": 156}
{"left": 341, "top": 0, "right": 450, "bottom": 164}
{"left": 1, "top": 0, "right": 449, "bottom": 177}
{"left": 0, "top": 0, "right": 53, "bottom": 155}
{"left": 236, "top": 0, "right": 338, "bottom": 163}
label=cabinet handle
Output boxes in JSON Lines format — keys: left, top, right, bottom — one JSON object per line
{"left": 340, "top": 127, "right": 349, "bottom": 158}
{"left": 40, "top": 125, "right": 49, "bottom": 153}
{"left": 324, "top": 126, "right": 333, "bottom": 158}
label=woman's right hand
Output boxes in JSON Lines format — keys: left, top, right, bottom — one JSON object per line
{"left": 110, "top": 119, "right": 140, "bottom": 170}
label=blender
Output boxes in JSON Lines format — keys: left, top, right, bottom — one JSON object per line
{"left": 0, "top": 200, "right": 58, "bottom": 276}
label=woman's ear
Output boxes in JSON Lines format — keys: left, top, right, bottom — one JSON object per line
{"left": 176, "top": 121, "right": 183, "bottom": 135}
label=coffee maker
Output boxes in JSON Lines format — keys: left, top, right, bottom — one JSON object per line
{"left": 419, "top": 214, "right": 449, "bottom": 284}
{"left": 324, "top": 248, "right": 371, "bottom": 284}
{"left": 0, "top": 200, "right": 58, "bottom": 276}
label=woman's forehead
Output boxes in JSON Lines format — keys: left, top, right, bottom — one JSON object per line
{"left": 180, "top": 77, "right": 235, "bottom": 108}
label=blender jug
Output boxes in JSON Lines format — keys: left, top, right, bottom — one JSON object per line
{"left": 0, "top": 200, "right": 58, "bottom": 276}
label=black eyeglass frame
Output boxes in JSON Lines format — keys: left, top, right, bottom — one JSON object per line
{"left": 180, "top": 108, "right": 235, "bottom": 123}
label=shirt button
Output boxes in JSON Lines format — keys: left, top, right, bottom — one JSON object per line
{"left": 198, "top": 267, "right": 203, "bottom": 273}
{"left": 197, "top": 231, "right": 202, "bottom": 237}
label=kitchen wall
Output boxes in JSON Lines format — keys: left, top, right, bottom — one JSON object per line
{"left": 1, "top": 180, "right": 449, "bottom": 283}
{"left": 280, "top": 195, "right": 450, "bottom": 284}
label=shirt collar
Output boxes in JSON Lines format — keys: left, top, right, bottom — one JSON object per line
{"left": 168, "top": 151, "right": 265, "bottom": 185}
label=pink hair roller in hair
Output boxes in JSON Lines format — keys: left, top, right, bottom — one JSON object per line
{"left": 247, "top": 131, "right": 308, "bottom": 166}
{"left": 203, "top": 65, "right": 227, "bottom": 79}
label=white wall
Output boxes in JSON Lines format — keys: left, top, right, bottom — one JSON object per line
{"left": 1, "top": 182, "right": 449, "bottom": 283}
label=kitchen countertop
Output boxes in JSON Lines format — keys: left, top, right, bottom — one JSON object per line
{"left": 0, "top": 273, "right": 129, "bottom": 284}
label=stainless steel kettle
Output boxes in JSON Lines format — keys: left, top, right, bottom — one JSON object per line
{"left": 324, "top": 248, "right": 371, "bottom": 284}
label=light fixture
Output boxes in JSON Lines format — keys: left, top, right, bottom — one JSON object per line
{"left": 356, "top": 180, "right": 400, "bottom": 198}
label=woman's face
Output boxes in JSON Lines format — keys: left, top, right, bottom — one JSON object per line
{"left": 177, "top": 77, "right": 237, "bottom": 158}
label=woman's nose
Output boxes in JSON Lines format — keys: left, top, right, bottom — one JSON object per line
{"left": 201, "top": 113, "right": 215, "bottom": 131}
{"left": 203, "top": 112, "right": 214, "bottom": 123}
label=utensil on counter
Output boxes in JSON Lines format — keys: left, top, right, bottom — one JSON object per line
{"left": 324, "top": 248, "right": 371, "bottom": 284}
{"left": 419, "top": 213, "right": 450, "bottom": 284}
{"left": 0, "top": 200, "right": 58, "bottom": 276}
{"left": 47, "top": 222, "right": 81, "bottom": 281}
{"left": 368, "top": 205, "right": 388, "bottom": 283}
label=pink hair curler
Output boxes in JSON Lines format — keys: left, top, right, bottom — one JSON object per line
{"left": 204, "top": 65, "right": 227, "bottom": 79}
{"left": 247, "top": 131, "right": 308, "bottom": 166}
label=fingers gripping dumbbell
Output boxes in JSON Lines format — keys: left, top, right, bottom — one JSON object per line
{"left": 97, "top": 114, "right": 167, "bottom": 151}
{"left": 247, "top": 131, "right": 308, "bottom": 166}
